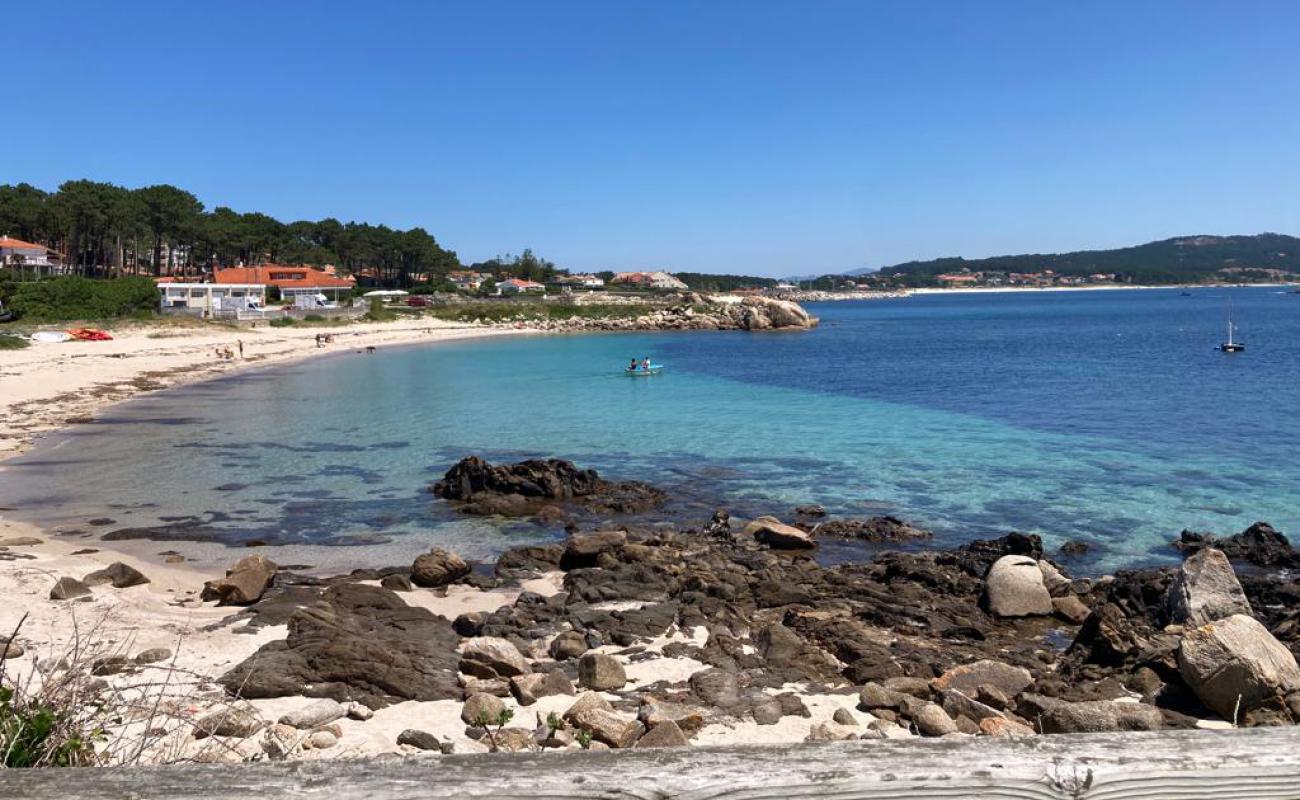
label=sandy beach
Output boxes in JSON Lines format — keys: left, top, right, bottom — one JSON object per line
{"left": 0, "top": 317, "right": 530, "bottom": 459}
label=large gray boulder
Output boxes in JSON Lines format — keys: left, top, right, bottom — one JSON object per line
{"left": 577, "top": 653, "right": 627, "bottom": 691}
{"left": 983, "top": 556, "right": 1053, "bottom": 617}
{"left": 1167, "top": 548, "right": 1252, "bottom": 627}
{"left": 1178, "top": 614, "right": 1300, "bottom": 719}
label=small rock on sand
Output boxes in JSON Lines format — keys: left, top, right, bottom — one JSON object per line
{"left": 279, "top": 699, "right": 345, "bottom": 730}
{"left": 83, "top": 562, "right": 150, "bottom": 589}
{"left": 50, "top": 576, "right": 92, "bottom": 600}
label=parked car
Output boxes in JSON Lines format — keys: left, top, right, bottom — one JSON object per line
{"left": 408, "top": 295, "right": 432, "bottom": 307}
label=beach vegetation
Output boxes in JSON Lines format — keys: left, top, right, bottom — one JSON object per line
{"left": 0, "top": 335, "right": 28, "bottom": 350}
{"left": 5, "top": 276, "right": 157, "bottom": 322}
{"left": 364, "top": 297, "right": 398, "bottom": 322}
{"left": 268, "top": 317, "right": 297, "bottom": 327}
{"left": 470, "top": 707, "right": 515, "bottom": 753}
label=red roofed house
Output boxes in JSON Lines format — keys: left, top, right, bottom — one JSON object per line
{"left": 214, "top": 263, "right": 355, "bottom": 302}
{"left": 0, "top": 236, "right": 63, "bottom": 276}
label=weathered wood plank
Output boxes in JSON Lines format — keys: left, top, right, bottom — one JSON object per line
{"left": 2, "top": 728, "right": 1299, "bottom": 799}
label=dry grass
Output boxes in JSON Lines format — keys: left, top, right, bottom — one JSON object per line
{"left": 0, "top": 612, "right": 269, "bottom": 768}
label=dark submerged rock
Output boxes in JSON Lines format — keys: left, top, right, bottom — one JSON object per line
{"left": 431, "top": 456, "right": 666, "bottom": 517}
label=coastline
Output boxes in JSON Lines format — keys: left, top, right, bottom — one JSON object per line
{"left": 0, "top": 317, "right": 533, "bottom": 460}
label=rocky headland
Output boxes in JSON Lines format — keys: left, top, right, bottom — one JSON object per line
{"left": 4, "top": 456, "right": 1300, "bottom": 765}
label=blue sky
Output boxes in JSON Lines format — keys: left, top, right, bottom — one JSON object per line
{"left": 6, "top": 1, "right": 1299, "bottom": 277}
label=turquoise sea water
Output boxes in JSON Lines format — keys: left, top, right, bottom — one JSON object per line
{"left": 3, "top": 287, "right": 1297, "bottom": 570}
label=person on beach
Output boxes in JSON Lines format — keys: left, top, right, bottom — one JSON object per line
{"left": 237, "top": 340, "right": 244, "bottom": 359}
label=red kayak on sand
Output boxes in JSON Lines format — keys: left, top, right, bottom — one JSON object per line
{"left": 66, "top": 328, "right": 113, "bottom": 341}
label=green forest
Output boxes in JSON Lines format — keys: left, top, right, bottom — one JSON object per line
{"left": 0, "top": 181, "right": 564, "bottom": 288}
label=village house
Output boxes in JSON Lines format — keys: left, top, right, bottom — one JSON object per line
{"left": 448, "top": 270, "right": 490, "bottom": 291}
{"left": 936, "top": 272, "right": 981, "bottom": 285}
{"left": 609, "top": 271, "right": 688, "bottom": 290}
{"left": 497, "top": 278, "right": 546, "bottom": 295}
{"left": 214, "top": 263, "right": 355, "bottom": 302}
{"left": 0, "top": 235, "right": 63, "bottom": 276}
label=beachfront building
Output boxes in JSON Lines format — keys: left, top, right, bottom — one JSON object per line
{"left": 158, "top": 283, "right": 266, "bottom": 317}
{"left": 937, "top": 272, "right": 981, "bottom": 285}
{"left": 550, "top": 274, "right": 606, "bottom": 290}
{"left": 214, "top": 263, "right": 355, "bottom": 302}
{"left": 0, "top": 235, "right": 63, "bottom": 277}
{"left": 497, "top": 278, "right": 546, "bottom": 295}
{"left": 609, "top": 271, "right": 688, "bottom": 290}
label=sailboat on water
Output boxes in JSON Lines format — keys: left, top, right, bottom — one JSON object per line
{"left": 1217, "top": 299, "right": 1245, "bottom": 353}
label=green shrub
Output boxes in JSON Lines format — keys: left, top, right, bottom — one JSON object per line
{"left": 303, "top": 314, "right": 325, "bottom": 322}
{"left": 269, "top": 317, "right": 296, "bottom": 327}
{"left": 364, "top": 297, "right": 396, "bottom": 322}
{"left": 0, "top": 685, "right": 98, "bottom": 768}
{"left": 0, "top": 335, "right": 29, "bottom": 350}
{"left": 8, "top": 277, "right": 157, "bottom": 322}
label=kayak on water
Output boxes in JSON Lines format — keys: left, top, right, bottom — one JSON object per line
{"left": 625, "top": 364, "right": 664, "bottom": 375}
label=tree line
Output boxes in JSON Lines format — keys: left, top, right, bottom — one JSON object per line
{"left": 1, "top": 180, "right": 464, "bottom": 287}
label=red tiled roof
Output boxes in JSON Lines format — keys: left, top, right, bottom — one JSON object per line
{"left": 214, "top": 264, "right": 355, "bottom": 289}
{"left": 0, "top": 236, "right": 46, "bottom": 251}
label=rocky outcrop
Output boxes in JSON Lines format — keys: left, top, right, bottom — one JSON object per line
{"left": 220, "top": 583, "right": 462, "bottom": 707}
{"left": 1175, "top": 522, "right": 1300, "bottom": 569}
{"left": 805, "top": 515, "right": 932, "bottom": 543}
{"left": 432, "top": 457, "right": 666, "bottom": 517}
{"left": 1167, "top": 548, "right": 1252, "bottom": 626}
{"left": 1178, "top": 614, "right": 1300, "bottom": 720}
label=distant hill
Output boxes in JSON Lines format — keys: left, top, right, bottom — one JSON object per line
{"left": 857, "top": 234, "right": 1300, "bottom": 285}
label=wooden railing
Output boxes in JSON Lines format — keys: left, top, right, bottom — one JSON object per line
{"left": 2, "top": 727, "right": 1298, "bottom": 799}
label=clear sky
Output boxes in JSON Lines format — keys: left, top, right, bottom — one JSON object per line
{"left": 7, "top": 1, "right": 1299, "bottom": 277}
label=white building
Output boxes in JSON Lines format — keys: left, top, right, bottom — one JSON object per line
{"left": 159, "top": 283, "right": 266, "bottom": 317}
